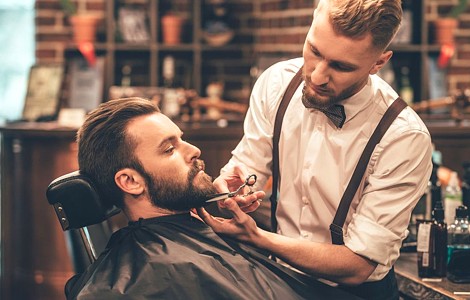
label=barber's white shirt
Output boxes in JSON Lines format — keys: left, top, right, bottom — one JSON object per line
{"left": 221, "top": 58, "right": 432, "bottom": 281}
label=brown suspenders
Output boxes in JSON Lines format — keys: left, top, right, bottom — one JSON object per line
{"left": 269, "top": 68, "right": 304, "bottom": 232}
{"left": 270, "top": 66, "right": 408, "bottom": 244}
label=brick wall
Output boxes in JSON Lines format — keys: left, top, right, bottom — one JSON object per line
{"left": 35, "top": 0, "right": 470, "bottom": 101}
{"left": 36, "top": 0, "right": 105, "bottom": 63}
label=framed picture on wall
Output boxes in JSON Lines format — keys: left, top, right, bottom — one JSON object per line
{"left": 22, "top": 64, "right": 64, "bottom": 122}
{"left": 68, "top": 56, "right": 105, "bottom": 112}
{"left": 118, "top": 7, "right": 150, "bottom": 43}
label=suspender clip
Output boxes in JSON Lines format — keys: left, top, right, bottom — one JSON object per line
{"left": 329, "top": 223, "right": 344, "bottom": 245}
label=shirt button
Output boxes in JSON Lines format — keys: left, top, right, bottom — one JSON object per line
{"left": 301, "top": 231, "right": 309, "bottom": 238}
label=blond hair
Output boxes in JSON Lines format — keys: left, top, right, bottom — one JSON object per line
{"left": 328, "top": 0, "right": 402, "bottom": 50}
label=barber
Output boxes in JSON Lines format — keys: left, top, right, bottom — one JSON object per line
{"left": 197, "top": 1, "right": 432, "bottom": 299}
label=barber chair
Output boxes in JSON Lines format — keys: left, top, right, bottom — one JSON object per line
{"left": 46, "top": 171, "right": 121, "bottom": 273}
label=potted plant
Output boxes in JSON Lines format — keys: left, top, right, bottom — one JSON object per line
{"left": 161, "top": 12, "right": 184, "bottom": 45}
{"left": 60, "top": 0, "right": 102, "bottom": 43}
{"left": 434, "top": 0, "right": 469, "bottom": 45}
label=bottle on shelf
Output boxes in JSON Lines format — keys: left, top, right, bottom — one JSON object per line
{"left": 444, "top": 171, "right": 463, "bottom": 225}
{"left": 417, "top": 163, "right": 448, "bottom": 278}
{"left": 462, "top": 161, "right": 470, "bottom": 208}
{"left": 430, "top": 149, "right": 442, "bottom": 215}
{"left": 417, "top": 218, "right": 434, "bottom": 277}
{"left": 163, "top": 55, "right": 175, "bottom": 88}
{"left": 161, "top": 55, "right": 180, "bottom": 119}
{"left": 399, "top": 66, "right": 414, "bottom": 105}
{"left": 447, "top": 205, "right": 470, "bottom": 283}
{"left": 431, "top": 200, "right": 448, "bottom": 278}
{"left": 121, "top": 65, "right": 132, "bottom": 87}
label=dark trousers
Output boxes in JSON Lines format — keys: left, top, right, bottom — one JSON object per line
{"left": 339, "top": 267, "right": 398, "bottom": 300}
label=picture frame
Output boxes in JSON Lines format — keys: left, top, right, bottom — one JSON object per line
{"left": 68, "top": 56, "right": 105, "bottom": 112}
{"left": 118, "top": 7, "right": 150, "bottom": 43}
{"left": 22, "top": 64, "right": 64, "bottom": 121}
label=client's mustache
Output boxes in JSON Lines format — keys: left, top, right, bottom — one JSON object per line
{"left": 188, "top": 159, "right": 206, "bottom": 181}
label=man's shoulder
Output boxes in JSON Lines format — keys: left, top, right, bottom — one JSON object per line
{"left": 367, "top": 75, "right": 431, "bottom": 138}
{"left": 370, "top": 74, "right": 399, "bottom": 100}
{"left": 383, "top": 98, "right": 431, "bottom": 143}
{"left": 267, "top": 57, "right": 303, "bottom": 75}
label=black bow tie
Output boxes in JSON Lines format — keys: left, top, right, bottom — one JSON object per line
{"left": 302, "top": 98, "right": 346, "bottom": 128}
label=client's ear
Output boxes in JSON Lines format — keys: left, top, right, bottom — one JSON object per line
{"left": 115, "top": 168, "right": 145, "bottom": 196}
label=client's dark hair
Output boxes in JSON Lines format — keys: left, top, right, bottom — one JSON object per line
{"left": 77, "top": 97, "right": 160, "bottom": 208}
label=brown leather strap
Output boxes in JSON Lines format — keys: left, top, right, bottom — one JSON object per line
{"left": 330, "top": 97, "right": 408, "bottom": 245}
{"left": 269, "top": 67, "right": 303, "bottom": 232}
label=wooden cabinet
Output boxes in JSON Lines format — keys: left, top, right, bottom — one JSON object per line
{"left": 0, "top": 124, "right": 77, "bottom": 300}
{"left": 0, "top": 121, "right": 243, "bottom": 300}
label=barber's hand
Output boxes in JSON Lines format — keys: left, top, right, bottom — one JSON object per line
{"left": 197, "top": 198, "right": 260, "bottom": 244}
{"left": 213, "top": 164, "right": 249, "bottom": 193}
{"left": 213, "top": 165, "right": 264, "bottom": 213}
{"left": 234, "top": 190, "right": 265, "bottom": 213}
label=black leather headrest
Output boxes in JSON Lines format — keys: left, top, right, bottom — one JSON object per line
{"left": 46, "top": 171, "right": 121, "bottom": 230}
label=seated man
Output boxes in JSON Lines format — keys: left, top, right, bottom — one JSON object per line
{"left": 66, "top": 97, "right": 358, "bottom": 299}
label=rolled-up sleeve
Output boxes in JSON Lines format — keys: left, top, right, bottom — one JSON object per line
{"left": 345, "top": 214, "right": 404, "bottom": 279}
{"left": 344, "top": 116, "right": 432, "bottom": 281}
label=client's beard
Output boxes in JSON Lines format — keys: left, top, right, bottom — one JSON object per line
{"left": 146, "top": 160, "right": 217, "bottom": 211}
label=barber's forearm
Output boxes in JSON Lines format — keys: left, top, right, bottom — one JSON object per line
{"left": 254, "top": 229, "right": 377, "bottom": 285}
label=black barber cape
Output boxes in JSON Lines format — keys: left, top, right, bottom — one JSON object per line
{"left": 66, "top": 213, "right": 358, "bottom": 300}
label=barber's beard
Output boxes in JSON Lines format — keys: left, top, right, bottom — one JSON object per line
{"left": 146, "top": 160, "right": 217, "bottom": 211}
{"left": 302, "top": 77, "right": 359, "bottom": 108}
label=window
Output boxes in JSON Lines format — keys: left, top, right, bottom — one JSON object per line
{"left": 0, "top": 0, "right": 35, "bottom": 122}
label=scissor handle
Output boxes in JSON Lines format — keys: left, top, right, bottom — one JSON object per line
{"left": 204, "top": 174, "right": 258, "bottom": 204}
{"left": 246, "top": 174, "right": 257, "bottom": 186}
{"left": 227, "top": 174, "right": 257, "bottom": 197}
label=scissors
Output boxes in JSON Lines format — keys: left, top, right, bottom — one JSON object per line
{"left": 205, "top": 174, "right": 258, "bottom": 203}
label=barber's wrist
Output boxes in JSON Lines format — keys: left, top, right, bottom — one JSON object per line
{"left": 251, "top": 228, "right": 272, "bottom": 249}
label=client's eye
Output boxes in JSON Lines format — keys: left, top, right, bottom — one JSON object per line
{"left": 165, "top": 146, "right": 175, "bottom": 154}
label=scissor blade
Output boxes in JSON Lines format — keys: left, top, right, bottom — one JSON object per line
{"left": 205, "top": 193, "right": 229, "bottom": 203}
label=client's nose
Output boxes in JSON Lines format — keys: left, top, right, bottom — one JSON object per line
{"left": 183, "top": 141, "right": 201, "bottom": 163}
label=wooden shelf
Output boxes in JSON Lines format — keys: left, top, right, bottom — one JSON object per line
{"left": 389, "top": 0, "right": 439, "bottom": 103}
{"left": 63, "top": 0, "right": 248, "bottom": 101}
{"left": 396, "top": 253, "right": 470, "bottom": 300}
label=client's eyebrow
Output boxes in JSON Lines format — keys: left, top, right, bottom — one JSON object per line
{"left": 157, "top": 131, "right": 184, "bottom": 150}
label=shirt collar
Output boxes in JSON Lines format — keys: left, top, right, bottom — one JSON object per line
{"left": 339, "top": 76, "right": 373, "bottom": 125}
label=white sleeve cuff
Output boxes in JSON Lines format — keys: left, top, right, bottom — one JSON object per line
{"left": 344, "top": 213, "right": 404, "bottom": 267}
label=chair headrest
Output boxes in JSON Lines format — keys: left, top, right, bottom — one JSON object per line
{"left": 46, "top": 171, "right": 121, "bottom": 230}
